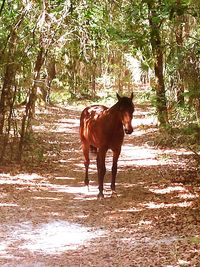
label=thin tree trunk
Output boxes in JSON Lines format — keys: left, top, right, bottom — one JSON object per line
{"left": 0, "top": 6, "right": 29, "bottom": 160}
{"left": 0, "top": 0, "right": 6, "bottom": 15}
{"left": 18, "top": 47, "right": 45, "bottom": 161}
{"left": 0, "top": 7, "right": 29, "bottom": 132}
{"left": 91, "top": 61, "right": 96, "bottom": 97}
{"left": 0, "top": 85, "right": 17, "bottom": 161}
{"left": 175, "top": 5, "right": 185, "bottom": 105}
{"left": 46, "top": 57, "right": 56, "bottom": 103}
{"left": 147, "top": 2, "right": 168, "bottom": 127}
{"left": 28, "top": 47, "right": 45, "bottom": 120}
{"left": 0, "top": 31, "right": 17, "bottom": 134}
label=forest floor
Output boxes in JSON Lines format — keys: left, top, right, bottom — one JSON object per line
{"left": 0, "top": 103, "right": 200, "bottom": 267}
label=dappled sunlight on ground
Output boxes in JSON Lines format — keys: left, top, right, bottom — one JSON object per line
{"left": 132, "top": 126, "right": 158, "bottom": 137}
{"left": 118, "top": 207, "right": 143, "bottom": 213}
{"left": 54, "top": 176, "right": 76, "bottom": 181}
{"left": 133, "top": 106, "right": 157, "bottom": 126}
{"left": 0, "top": 173, "right": 44, "bottom": 186}
{"left": 0, "top": 220, "right": 106, "bottom": 256}
{"left": 148, "top": 185, "right": 198, "bottom": 200}
{"left": 0, "top": 105, "right": 200, "bottom": 266}
{"left": 0, "top": 171, "right": 116, "bottom": 202}
{"left": 142, "top": 201, "right": 192, "bottom": 209}
{"left": 0, "top": 203, "right": 18, "bottom": 207}
{"left": 51, "top": 118, "right": 80, "bottom": 134}
{"left": 121, "top": 144, "right": 161, "bottom": 167}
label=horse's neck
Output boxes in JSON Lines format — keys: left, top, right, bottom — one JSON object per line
{"left": 107, "top": 104, "right": 122, "bottom": 126}
{"left": 109, "top": 102, "right": 119, "bottom": 113}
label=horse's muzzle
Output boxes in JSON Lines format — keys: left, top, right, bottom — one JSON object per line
{"left": 125, "top": 128, "right": 133, "bottom": 134}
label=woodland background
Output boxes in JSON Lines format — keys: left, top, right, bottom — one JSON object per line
{"left": 0, "top": 0, "right": 200, "bottom": 162}
{"left": 0, "top": 2, "right": 200, "bottom": 265}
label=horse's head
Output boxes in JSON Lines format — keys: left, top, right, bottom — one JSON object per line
{"left": 117, "top": 93, "right": 134, "bottom": 134}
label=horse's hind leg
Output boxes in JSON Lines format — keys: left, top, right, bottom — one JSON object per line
{"left": 97, "top": 148, "right": 107, "bottom": 199}
{"left": 111, "top": 148, "right": 121, "bottom": 196}
{"left": 82, "top": 143, "right": 90, "bottom": 186}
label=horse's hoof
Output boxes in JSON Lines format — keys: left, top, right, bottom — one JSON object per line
{"left": 97, "top": 193, "right": 104, "bottom": 200}
{"left": 111, "top": 191, "right": 118, "bottom": 198}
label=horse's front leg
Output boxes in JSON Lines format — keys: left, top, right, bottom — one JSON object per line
{"left": 97, "top": 148, "right": 107, "bottom": 199}
{"left": 111, "top": 148, "right": 121, "bottom": 196}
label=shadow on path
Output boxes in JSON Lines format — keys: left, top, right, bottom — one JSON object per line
{"left": 0, "top": 105, "right": 199, "bottom": 267}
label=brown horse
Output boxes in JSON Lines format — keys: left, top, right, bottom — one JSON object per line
{"left": 80, "top": 93, "right": 134, "bottom": 198}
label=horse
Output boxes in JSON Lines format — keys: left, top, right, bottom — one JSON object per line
{"left": 80, "top": 93, "right": 134, "bottom": 198}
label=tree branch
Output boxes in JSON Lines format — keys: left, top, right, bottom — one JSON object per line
{"left": 0, "top": 0, "right": 6, "bottom": 16}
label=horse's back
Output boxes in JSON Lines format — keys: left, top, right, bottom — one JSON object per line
{"left": 80, "top": 105, "right": 108, "bottom": 144}
{"left": 80, "top": 105, "right": 107, "bottom": 121}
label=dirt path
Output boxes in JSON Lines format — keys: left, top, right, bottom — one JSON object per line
{"left": 0, "top": 104, "right": 200, "bottom": 267}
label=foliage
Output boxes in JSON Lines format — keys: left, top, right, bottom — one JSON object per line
{"left": 155, "top": 104, "right": 200, "bottom": 148}
{"left": 0, "top": 0, "right": 200, "bottom": 161}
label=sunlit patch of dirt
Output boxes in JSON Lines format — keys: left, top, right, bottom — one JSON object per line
{"left": 0, "top": 104, "right": 200, "bottom": 266}
{"left": 0, "top": 220, "right": 105, "bottom": 255}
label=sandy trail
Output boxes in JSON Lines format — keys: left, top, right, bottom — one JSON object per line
{"left": 0, "top": 104, "right": 199, "bottom": 267}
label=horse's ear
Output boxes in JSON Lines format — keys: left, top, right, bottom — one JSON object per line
{"left": 116, "top": 93, "right": 121, "bottom": 101}
{"left": 130, "top": 92, "right": 134, "bottom": 100}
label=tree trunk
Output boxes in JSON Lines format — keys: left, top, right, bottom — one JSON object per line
{"left": 91, "top": 64, "right": 96, "bottom": 97}
{"left": 154, "top": 47, "right": 168, "bottom": 126}
{"left": 0, "top": 86, "right": 17, "bottom": 160}
{"left": 147, "top": 1, "right": 168, "bottom": 127}
{"left": 0, "top": 64, "right": 16, "bottom": 134}
{"left": 46, "top": 56, "right": 56, "bottom": 103}
{"left": 175, "top": 6, "right": 185, "bottom": 105}
{"left": 18, "top": 47, "right": 45, "bottom": 160}
{"left": 0, "top": 7, "right": 29, "bottom": 161}
{"left": 0, "top": 31, "right": 17, "bottom": 134}
{"left": 0, "top": 4, "right": 29, "bottom": 133}
{"left": 28, "top": 47, "right": 45, "bottom": 120}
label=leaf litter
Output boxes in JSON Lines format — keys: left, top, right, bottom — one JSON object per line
{"left": 0, "top": 104, "right": 199, "bottom": 267}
